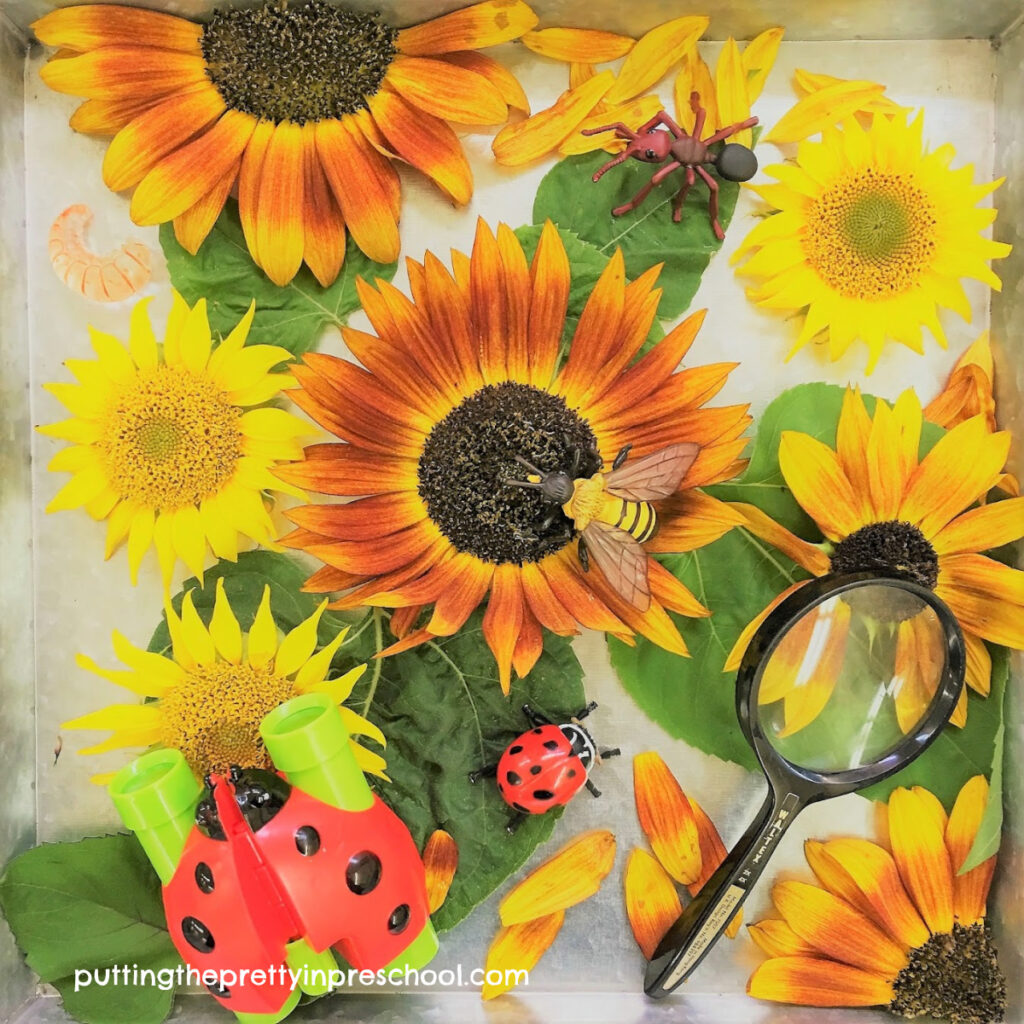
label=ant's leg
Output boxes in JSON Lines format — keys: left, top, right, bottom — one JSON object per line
{"left": 506, "top": 811, "right": 529, "bottom": 834}
{"left": 612, "top": 161, "right": 683, "bottom": 216}
{"left": 612, "top": 444, "right": 632, "bottom": 470}
{"left": 578, "top": 535, "right": 590, "bottom": 572}
{"left": 580, "top": 121, "right": 638, "bottom": 139}
{"left": 574, "top": 700, "right": 599, "bottom": 721}
{"left": 672, "top": 167, "right": 696, "bottom": 223}
{"left": 703, "top": 116, "right": 759, "bottom": 145}
{"left": 522, "top": 703, "right": 552, "bottom": 729}
{"left": 696, "top": 166, "right": 725, "bottom": 241}
{"left": 469, "top": 763, "right": 499, "bottom": 784}
{"left": 689, "top": 92, "right": 707, "bottom": 139}
{"left": 585, "top": 779, "right": 603, "bottom": 798}
{"left": 600, "top": 747, "right": 621, "bottom": 759}
{"left": 653, "top": 109, "right": 687, "bottom": 138}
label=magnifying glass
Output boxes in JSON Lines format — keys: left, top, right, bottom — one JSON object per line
{"left": 644, "top": 571, "right": 965, "bottom": 998}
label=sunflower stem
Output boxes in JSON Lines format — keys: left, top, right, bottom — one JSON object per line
{"left": 359, "top": 607, "right": 385, "bottom": 719}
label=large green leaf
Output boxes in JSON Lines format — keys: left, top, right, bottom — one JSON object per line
{"left": 150, "top": 556, "right": 587, "bottom": 932}
{"left": 337, "top": 610, "right": 586, "bottom": 931}
{"left": 612, "top": 382, "right": 1009, "bottom": 810}
{"left": 159, "top": 203, "right": 397, "bottom": 356}
{"left": 0, "top": 834, "right": 180, "bottom": 1024}
{"left": 533, "top": 150, "right": 739, "bottom": 319}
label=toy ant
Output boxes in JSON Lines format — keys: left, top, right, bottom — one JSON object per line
{"left": 470, "top": 702, "right": 620, "bottom": 834}
{"left": 582, "top": 92, "right": 759, "bottom": 239}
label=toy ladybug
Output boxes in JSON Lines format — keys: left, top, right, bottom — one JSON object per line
{"left": 470, "top": 702, "right": 620, "bottom": 832}
{"left": 109, "top": 693, "right": 437, "bottom": 1024}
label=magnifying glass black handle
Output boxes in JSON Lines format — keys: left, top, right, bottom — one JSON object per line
{"left": 644, "top": 785, "right": 806, "bottom": 998}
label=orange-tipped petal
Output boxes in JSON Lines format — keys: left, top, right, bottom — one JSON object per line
{"left": 764, "top": 80, "right": 887, "bottom": 143}
{"left": 946, "top": 775, "right": 996, "bottom": 926}
{"left": 173, "top": 158, "right": 238, "bottom": 255}
{"left": 397, "top": 0, "right": 538, "bottom": 56}
{"left": 747, "top": 919, "right": 817, "bottom": 958}
{"left": 482, "top": 911, "right": 564, "bottom": 1000}
{"left": 439, "top": 51, "right": 530, "bottom": 114}
{"left": 605, "top": 16, "right": 709, "bottom": 105}
{"left": 69, "top": 95, "right": 157, "bottom": 135}
{"left": 40, "top": 46, "right": 206, "bottom": 100}
{"left": 422, "top": 829, "right": 459, "bottom": 914}
{"left": 686, "top": 797, "right": 742, "bottom": 937}
{"left": 560, "top": 95, "right": 662, "bottom": 156}
{"left": 499, "top": 830, "right": 616, "bottom": 926}
{"left": 633, "top": 752, "right": 701, "bottom": 886}
{"left": 33, "top": 5, "right": 201, "bottom": 52}
{"left": 747, "top": 956, "right": 893, "bottom": 1007}
{"left": 925, "top": 332, "right": 998, "bottom": 431}
{"left": 522, "top": 27, "right": 635, "bottom": 63}
{"left": 726, "top": 501, "right": 831, "bottom": 575}
{"left": 887, "top": 787, "right": 955, "bottom": 935}
{"left": 386, "top": 55, "right": 508, "bottom": 125}
{"left": 778, "top": 429, "right": 862, "bottom": 542}
{"left": 300, "top": 121, "right": 347, "bottom": 288}
{"left": 256, "top": 120, "right": 306, "bottom": 286}
{"left": 492, "top": 71, "right": 615, "bottom": 166}
{"left": 624, "top": 848, "right": 682, "bottom": 960}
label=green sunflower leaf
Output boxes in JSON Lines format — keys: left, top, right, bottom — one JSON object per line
{"left": 337, "top": 608, "right": 587, "bottom": 931}
{"left": 612, "top": 381, "right": 1008, "bottom": 811}
{"left": 159, "top": 202, "right": 398, "bottom": 357}
{"left": 0, "top": 834, "right": 180, "bottom": 1024}
{"left": 532, "top": 149, "right": 740, "bottom": 319}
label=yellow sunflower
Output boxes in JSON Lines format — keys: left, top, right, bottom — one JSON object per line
{"left": 33, "top": 1, "right": 536, "bottom": 286}
{"left": 65, "top": 579, "right": 384, "bottom": 782}
{"left": 277, "top": 219, "right": 750, "bottom": 691}
{"left": 726, "top": 387, "right": 1024, "bottom": 728}
{"left": 40, "top": 293, "right": 310, "bottom": 589}
{"left": 748, "top": 777, "right": 1004, "bottom": 1023}
{"left": 733, "top": 113, "right": 1012, "bottom": 372}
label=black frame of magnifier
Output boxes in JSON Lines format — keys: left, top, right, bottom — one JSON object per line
{"left": 644, "top": 571, "right": 965, "bottom": 999}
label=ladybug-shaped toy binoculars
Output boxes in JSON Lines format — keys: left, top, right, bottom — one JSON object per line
{"left": 109, "top": 692, "right": 437, "bottom": 1023}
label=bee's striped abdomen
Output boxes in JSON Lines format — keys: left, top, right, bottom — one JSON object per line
{"left": 610, "top": 498, "right": 658, "bottom": 542}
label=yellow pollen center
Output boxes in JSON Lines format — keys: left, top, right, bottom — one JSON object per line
{"left": 158, "top": 661, "right": 299, "bottom": 776}
{"left": 802, "top": 170, "right": 937, "bottom": 300}
{"left": 98, "top": 366, "right": 243, "bottom": 510}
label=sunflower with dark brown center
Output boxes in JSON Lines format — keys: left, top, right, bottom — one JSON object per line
{"left": 33, "top": 0, "right": 535, "bottom": 286}
{"left": 725, "top": 386, "right": 1024, "bottom": 730}
{"left": 277, "top": 220, "right": 750, "bottom": 690}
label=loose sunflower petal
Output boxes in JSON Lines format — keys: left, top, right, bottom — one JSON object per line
{"left": 765, "top": 80, "right": 887, "bottom": 143}
{"left": 499, "top": 830, "right": 616, "bottom": 926}
{"left": 422, "top": 829, "right": 459, "bottom": 914}
{"left": 624, "top": 848, "right": 681, "bottom": 960}
{"left": 521, "top": 27, "right": 634, "bottom": 63}
{"left": 633, "top": 752, "right": 701, "bottom": 886}
{"left": 605, "top": 16, "right": 709, "bottom": 105}
{"left": 396, "top": 0, "right": 538, "bottom": 56}
{"left": 482, "top": 912, "right": 563, "bottom": 1000}
{"left": 742, "top": 28, "right": 784, "bottom": 103}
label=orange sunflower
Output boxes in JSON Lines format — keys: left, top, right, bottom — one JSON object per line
{"left": 748, "top": 777, "right": 1004, "bottom": 1023}
{"left": 726, "top": 387, "right": 1024, "bottom": 726}
{"left": 277, "top": 220, "right": 750, "bottom": 690}
{"left": 34, "top": 1, "right": 536, "bottom": 286}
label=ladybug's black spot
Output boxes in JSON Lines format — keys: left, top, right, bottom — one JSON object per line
{"left": 530, "top": 765, "right": 542, "bottom": 775}
{"left": 533, "top": 728, "right": 544, "bottom": 735}
{"left": 506, "top": 770, "right": 522, "bottom": 786}
{"left": 532, "top": 789, "right": 555, "bottom": 801}
{"left": 567, "top": 769, "right": 577, "bottom": 778}
{"left": 388, "top": 904, "right": 411, "bottom": 934}
{"left": 347, "top": 850, "right": 382, "bottom": 894}
{"left": 508, "top": 744, "right": 523, "bottom": 755}
{"left": 182, "top": 916, "right": 215, "bottom": 953}
{"left": 512, "top": 801, "right": 530, "bottom": 813}
{"left": 543, "top": 739, "right": 560, "bottom": 750}
{"left": 206, "top": 981, "right": 230, "bottom": 999}
{"left": 194, "top": 862, "right": 215, "bottom": 893}
{"left": 295, "top": 826, "right": 320, "bottom": 856}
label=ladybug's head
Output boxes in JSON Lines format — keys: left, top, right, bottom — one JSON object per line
{"left": 559, "top": 723, "right": 597, "bottom": 766}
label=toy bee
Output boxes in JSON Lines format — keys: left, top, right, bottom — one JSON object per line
{"left": 508, "top": 442, "right": 699, "bottom": 611}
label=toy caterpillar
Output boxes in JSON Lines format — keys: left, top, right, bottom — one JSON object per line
{"left": 110, "top": 693, "right": 436, "bottom": 1023}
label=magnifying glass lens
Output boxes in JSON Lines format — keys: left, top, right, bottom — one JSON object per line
{"left": 758, "top": 586, "right": 946, "bottom": 773}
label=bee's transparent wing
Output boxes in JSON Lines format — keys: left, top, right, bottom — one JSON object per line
{"left": 583, "top": 522, "right": 651, "bottom": 611}
{"left": 604, "top": 443, "right": 699, "bottom": 500}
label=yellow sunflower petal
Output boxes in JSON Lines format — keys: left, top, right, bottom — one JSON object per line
{"left": 127, "top": 507, "right": 155, "bottom": 585}
{"left": 715, "top": 39, "right": 752, "bottom": 147}
{"left": 778, "top": 430, "right": 862, "bottom": 541}
{"left": 946, "top": 775, "right": 996, "bottom": 926}
{"left": 521, "top": 27, "right": 634, "bottom": 63}
{"left": 633, "top": 752, "right": 701, "bottom": 886}
{"left": 887, "top": 786, "right": 955, "bottom": 935}
{"left": 764, "top": 80, "right": 887, "bottom": 144}
{"left": 246, "top": 585, "right": 278, "bottom": 667}
{"left": 62, "top": 702, "right": 162, "bottom": 734}
{"left": 624, "top": 848, "right": 682, "bottom": 960}
{"left": 274, "top": 601, "right": 327, "bottom": 678}
{"left": 209, "top": 578, "right": 243, "bottom": 663}
{"left": 747, "top": 956, "right": 893, "bottom": 1007}
{"left": 932, "top": 497, "right": 1024, "bottom": 556}
{"left": 422, "top": 829, "right": 459, "bottom": 914}
{"left": 32, "top": 5, "right": 202, "bottom": 52}
{"left": 293, "top": 630, "right": 353, "bottom": 691}
{"left": 179, "top": 590, "right": 216, "bottom": 665}
{"left": 396, "top": 0, "right": 538, "bottom": 56}
{"left": 742, "top": 28, "right": 784, "bottom": 103}
{"left": 727, "top": 502, "right": 831, "bottom": 575}
{"left": 605, "top": 16, "right": 709, "bottom": 105}
{"left": 499, "top": 830, "right": 616, "bottom": 926}
{"left": 482, "top": 912, "right": 564, "bottom": 1000}
{"left": 109, "top": 630, "right": 183, "bottom": 691}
